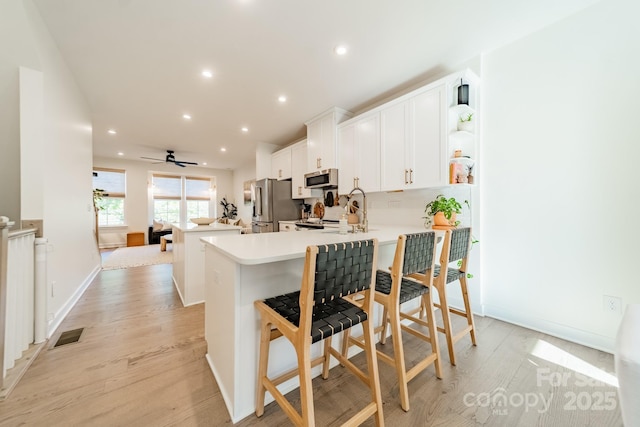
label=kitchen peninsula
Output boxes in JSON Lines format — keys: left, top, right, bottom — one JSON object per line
{"left": 201, "top": 226, "right": 443, "bottom": 422}
{"left": 171, "top": 222, "right": 241, "bottom": 306}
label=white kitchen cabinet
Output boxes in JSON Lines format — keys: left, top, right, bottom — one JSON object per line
{"left": 380, "top": 84, "right": 446, "bottom": 191}
{"left": 306, "top": 107, "right": 352, "bottom": 173}
{"left": 271, "top": 146, "right": 292, "bottom": 180}
{"left": 290, "top": 140, "right": 322, "bottom": 199}
{"left": 338, "top": 112, "right": 380, "bottom": 194}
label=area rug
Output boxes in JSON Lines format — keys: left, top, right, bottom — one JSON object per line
{"left": 102, "top": 245, "right": 173, "bottom": 270}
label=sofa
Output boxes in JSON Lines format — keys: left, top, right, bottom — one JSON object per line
{"left": 148, "top": 226, "right": 173, "bottom": 245}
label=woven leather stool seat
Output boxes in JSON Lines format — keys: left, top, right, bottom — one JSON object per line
{"left": 264, "top": 291, "right": 368, "bottom": 343}
{"left": 433, "top": 265, "right": 464, "bottom": 283}
{"left": 375, "top": 270, "right": 429, "bottom": 305}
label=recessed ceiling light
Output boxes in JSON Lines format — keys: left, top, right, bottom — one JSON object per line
{"left": 117, "top": 152, "right": 124, "bottom": 156}
{"left": 183, "top": 114, "right": 192, "bottom": 120}
{"left": 201, "top": 70, "right": 213, "bottom": 78}
{"left": 278, "top": 95, "right": 287, "bottom": 103}
{"left": 241, "top": 127, "right": 249, "bottom": 133}
{"left": 203, "top": 162, "right": 208, "bottom": 166}
{"left": 334, "top": 45, "right": 348, "bottom": 55}
{"left": 220, "top": 147, "right": 227, "bottom": 152}
{"left": 108, "top": 129, "right": 117, "bottom": 134}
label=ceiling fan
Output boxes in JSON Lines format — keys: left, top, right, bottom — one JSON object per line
{"left": 140, "top": 150, "right": 198, "bottom": 167}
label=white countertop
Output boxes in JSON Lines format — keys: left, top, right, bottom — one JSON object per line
{"left": 172, "top": 222, "right": 242, "bottom": 233}
{"left": 200, "top": 225, "right": 444, "bottom": 265}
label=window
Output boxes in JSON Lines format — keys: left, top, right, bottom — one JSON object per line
{"left": 93, "top": 168, "right": 126, "bottom": 226}
{"left": 152, "top": 174, "right": 214, "bottom": 223}
{"left": 152, "top": 175, "right": 182, "bottom": 223}
{"left": 186, "top": 176, "right": 211, "bottom": 219}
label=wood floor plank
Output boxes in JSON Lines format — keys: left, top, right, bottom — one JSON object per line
{"left": 0, "top": 263, "right": 623, "bottom": 426}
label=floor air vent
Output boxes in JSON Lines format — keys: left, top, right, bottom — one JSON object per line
{"left": 54, "top": 328, "right": 84, "bottom": 347}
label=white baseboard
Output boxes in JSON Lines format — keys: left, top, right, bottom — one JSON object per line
{"left": 47, "top": 263, "right": 101, "bottom": 338}
{"left": 484, "top": 304, "right": 615, "bottom": 354}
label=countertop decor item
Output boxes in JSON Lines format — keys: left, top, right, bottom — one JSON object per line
{"left": 313, "top": 201, "right": 325, "bottom": 219}
{"left": 458, "top": 112, "right": 474, "bottom": 132}
{"left": 190, "top": 217, "right": 216, "bottom": 225}
{"left": 423, "top": 195, "right": 468, "bottom": 229}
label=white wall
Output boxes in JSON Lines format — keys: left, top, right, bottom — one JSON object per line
{"left": 0, "top": 1, "right": 41, "bottom": 225}
{"left": 482, "top": 0, "right": 640, "bottom": 352}
{"left": 2, "top": 1, "right": 103, "bottom": 336}
{"left": 93, "top": 157, "right": 235, "bottom": 246}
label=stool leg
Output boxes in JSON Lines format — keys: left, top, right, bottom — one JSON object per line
{"left": 340, "top": 329, "right": 351, "bottom": 365}
{"left": 460, "top": 276, "right": 477, "bottom": 346}
{"left": 380, "top": 305, "right": 390, "bottom": 345}
{"left": 422, "top": 292, "right": 443, "bottom": 379}
{"left": 296, "top": 344, "right": 315, "bottom": 427}
{"left": 362, "top": 317, "right": 384, "bottom": 426}
{"left": 255, "top": 319, "right": 272, "bottom": 417}
{"left": 322, "top": 336, "right": 332, "bottom": 379}
{"left": 437, "top": 283, "right": 457, "bottom": 366}
{"left": 389, "top": 302, "right": 410, "bottom": 412}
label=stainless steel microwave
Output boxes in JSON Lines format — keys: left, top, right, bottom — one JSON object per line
{"left": 304, "top": 169, "right": 338, "bottom": 189}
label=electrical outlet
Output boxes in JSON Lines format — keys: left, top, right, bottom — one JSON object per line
{"left": 603, "top": 295, "right": 622, "bottom": 315}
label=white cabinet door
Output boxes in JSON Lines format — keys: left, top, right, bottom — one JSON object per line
{"left": 355, "top": 113, "right": 380, "bottom": 193}
{"left": 306, "top": 118, "right": 323, "bottom": 173}
{"left": 306, "top": 108, "right": 352, "bottom": 173}
{"left": 338, "top": 113, "right": 380, "bottom": 194}
{"left": 291, "top": 140, "right": 321, "bottom": 199}
{"left": 380, "top": 100, "right": 409, "bottom": 191}
{"left": 338, "top": 123, "right": 357, "bottom": 193}
{"left": 271, "top": 147, "right": 291, "bottom": 180}
{"left": 380, "top": 85, "right": 445, "bottom": 191}
{"left": 408, "top": 85, "right": 446, "bottom": 188}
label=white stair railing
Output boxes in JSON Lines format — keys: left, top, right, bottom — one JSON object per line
{"left": 0, "top": 216, "right": 45, "bottom": 389}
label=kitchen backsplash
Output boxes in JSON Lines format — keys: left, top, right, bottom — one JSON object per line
{"left": 303, "top": 186, "right": 473, "bottom": 228}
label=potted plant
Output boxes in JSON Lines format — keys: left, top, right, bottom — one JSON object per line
{"left": 423, "top": 195, "right": 468, "bottom": 229}
{"left": 457, "top": 112, "right": 474, "bottom": 132}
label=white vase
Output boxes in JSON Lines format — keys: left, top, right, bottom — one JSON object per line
{"left": 458, "top": 120, "right": 474, "bottom": 133}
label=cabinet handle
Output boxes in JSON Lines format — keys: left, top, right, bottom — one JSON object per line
{"left": 356, "top": 177, "right": 360, "bottom": 187}
{"left": 298, "top": 186, "right": 302, "bottom": 195}
{"left": 279, "top": 169, "right": 282, "bottom": 178}
{"left": 353, "top": 177, "right": 357, "bottom": 188}
{"left": 404, "top": 169, "right": 408, "bottom": 184}
{"left": 409, "top": 169, "right": 414, "bottom": 184}
{"left": 317, "top": 157, "right": 322, "bottom": 169}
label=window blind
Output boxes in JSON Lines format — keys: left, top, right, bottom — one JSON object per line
{"left": 186, "top": 176, "right": 211, "bottom": 201}
{"left": 152, "top": 174, "right": 181, "bottom": 200}
{"left": 93, "top": 168, "right": 126, "bottom": 198}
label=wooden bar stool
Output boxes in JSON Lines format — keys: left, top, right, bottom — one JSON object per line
{"left": 254, "top": 239, "right": 384, "bottom": 427}
{"left": 432, "top": 227, "right": 476, "bottom": 366}
{"left": 342, "top": 232, "right": 442, "bottom": 412}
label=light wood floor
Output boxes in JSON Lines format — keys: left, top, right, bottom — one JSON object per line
{"left": 0, "top": 263, "right": 622, "bottom": 426}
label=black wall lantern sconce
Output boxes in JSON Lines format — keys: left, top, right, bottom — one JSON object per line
{"left": 457, "top": 79, "right": 469, "bottom": 105}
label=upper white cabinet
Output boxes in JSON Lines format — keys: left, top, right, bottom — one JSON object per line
{"left": 380, "top": 84, "right": 446, "bottom": 191}
{"left": 338, "top": 112, "right": 380, "bottom": 194}
{"left": 291, "top": 140, "right": 322, "bottom": 199}
{"left": 271, "top": 146, "right": 292, "bottom": 180}
{"left": 306, "top": 107, "right": 352, "bottom": 173}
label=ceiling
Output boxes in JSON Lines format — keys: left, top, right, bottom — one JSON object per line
{"left": 33, "top": 0, "right": 600, "bottom": 170}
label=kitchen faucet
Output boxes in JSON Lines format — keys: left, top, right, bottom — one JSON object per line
{"left": 348, "top": 186, "right": 368, "bottom": 233}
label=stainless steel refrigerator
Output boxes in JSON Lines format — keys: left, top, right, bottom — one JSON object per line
{"left": 252, "top": 178, "right": 299, "bottom": 233}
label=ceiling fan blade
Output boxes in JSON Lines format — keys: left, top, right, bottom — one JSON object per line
{"left": 140, "top": 156, "right": 165, "bottom": 162}
{"left": 174, "top": 162, "right": 187, "bottom": 167}
{"left": 176, "top": 160, "right": 198, "bottom": 165}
